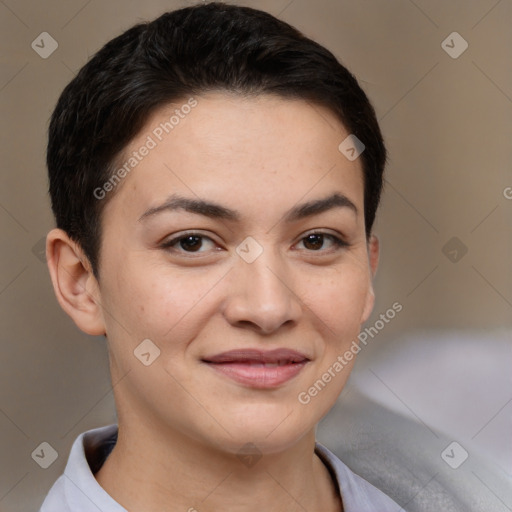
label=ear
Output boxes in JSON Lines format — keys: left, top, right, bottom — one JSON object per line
{"left": 368, "top": 233, "right": 380, "bottom": 278}
{"left": 46, "top": 228, "right": 106, "bottom": 336}
{"left": 360, "top": 234, "right": 380, "bottom": 324}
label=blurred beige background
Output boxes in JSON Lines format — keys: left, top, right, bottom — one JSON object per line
{"left": 0, "top": 0, "right": 511, "bottom": 510}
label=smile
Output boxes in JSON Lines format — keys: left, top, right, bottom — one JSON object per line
{"left": 202, "top": 349, "right": 310, "bottom": 389}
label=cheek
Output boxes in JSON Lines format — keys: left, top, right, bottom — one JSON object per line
{"left": 102, "top": 246, "right": 370, "bottom": 348}
{"left": 304, "top": 264, "right": 370, "bottom": 334}
{"left": 104, "top": 259, "right": 222, "bottom": 347}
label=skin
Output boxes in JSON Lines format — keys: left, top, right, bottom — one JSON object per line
{"left": 46, "top": 92, "right": 379, "bottom": 512}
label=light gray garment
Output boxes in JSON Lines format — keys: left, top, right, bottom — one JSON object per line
{"left": 38, "top": 423, "right": 401, "bottom": 511}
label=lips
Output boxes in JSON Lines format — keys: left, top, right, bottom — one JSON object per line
{"left": 202, "top": 349, "right": 310, "bottom": 388}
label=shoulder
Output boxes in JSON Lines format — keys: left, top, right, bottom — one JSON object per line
{"left": 39, "top": 475, "right": 72, "bottom": 512}
{"left": 315, "top": 442, "right": 401, "bottom": 512}
{"left": 38, "top": 424, "right": 124, "bottom": 512}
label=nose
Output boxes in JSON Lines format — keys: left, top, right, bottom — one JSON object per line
{"left": 222, "top": 248, "right": 302, "bottom": 335}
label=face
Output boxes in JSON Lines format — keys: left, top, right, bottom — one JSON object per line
{"left": 71, "top": 93, "right": 377, "bottom": 454}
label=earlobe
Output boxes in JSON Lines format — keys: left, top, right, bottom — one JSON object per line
{"left": 46, "top": 228, "right": 106, "bottom": 336}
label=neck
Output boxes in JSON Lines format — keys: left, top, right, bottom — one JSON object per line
{"left": 94, "top": 420, "right": 342, "bottom": 512}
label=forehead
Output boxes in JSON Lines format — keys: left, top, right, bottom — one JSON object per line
{"left": 102, "top": 92, "right": 364, "bottom": 225}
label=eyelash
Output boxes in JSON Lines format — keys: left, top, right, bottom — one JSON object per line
{"left": 160, "top": 231, "right": 350, "bottom": 257}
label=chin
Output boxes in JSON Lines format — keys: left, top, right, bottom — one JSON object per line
{"left": 210, "top": 428, "right": 312, "bottom": 458}
{"left": 207, "top": 402, "right": 317, "bottom": 455}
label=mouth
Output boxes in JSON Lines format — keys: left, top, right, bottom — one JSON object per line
{"left": 201, "top": 349, "right": 310, "bottom": 389}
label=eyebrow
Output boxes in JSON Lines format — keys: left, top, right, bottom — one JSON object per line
{"left": 138, "top": 192, "right": 358, "bottom": 223}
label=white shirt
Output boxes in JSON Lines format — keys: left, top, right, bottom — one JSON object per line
{"left": 38, "top": 424, "right": 401, "bottom": 511}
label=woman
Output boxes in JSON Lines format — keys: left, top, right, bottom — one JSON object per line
{"left": 40, "top": 3, "right": 399, "bottom": 510}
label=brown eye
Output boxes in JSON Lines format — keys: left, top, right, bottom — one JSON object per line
{"left": 296, "top": 232, "right": 349, "bottom": 253}
{"left": 178, "top": 235, "right": 203, "bottom": 252}
{"left": 161, "top": 233, "right": 218, "bottom": 255}
{"left": 303, "top": 233, "right": 325, "bottom": 251}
